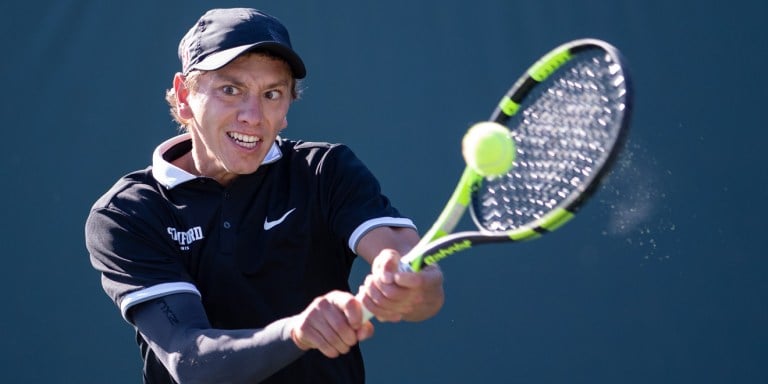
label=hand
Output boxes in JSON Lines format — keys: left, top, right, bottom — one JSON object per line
{"left": 290, "top": 291, "right": 374, "bottom": 358}
{"left": 359, "top": 249, "right": 445, "bottom": 322}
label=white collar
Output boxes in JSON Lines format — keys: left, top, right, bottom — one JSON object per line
{"left": 151, "top": 133, "right": 283, "bottom": 189}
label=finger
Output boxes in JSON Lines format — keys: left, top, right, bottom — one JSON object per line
{"left": 371, "top": 249, "right": 400, "bottom": 283}
{"left": 292, "top": 316, "right": 341, "bottom": 358}
{"left": 307, "top": 325, "right": 342, "bottom": 358}
{"left": 369, "top": 273, "right": 412, "bottom": 305}
{"left": 356, "top": 320, "right": 374, "bottom": 341}
{"left": 323, "top": 294, "right": 362, "bottom": 347}
{"left": 360, "top": 278, "right": 404, "bottom": 322}
{"left": 369, "top": 270, "right": 427, "bottom": 319}
{"left": 392, "top": 269, "right": 425, "bottom": 289}
{"left": 339, "top": 293, "right": 365, "bottom": 328}
{"left": 394, "top": 263, "right": 442, "bottom": 288}
{"left": 297, "top": 294, "right": 360, "bottom": 357}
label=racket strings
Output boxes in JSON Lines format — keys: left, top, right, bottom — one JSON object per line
{"left": 476, "top": 51, "right": 628, "bottom": 232}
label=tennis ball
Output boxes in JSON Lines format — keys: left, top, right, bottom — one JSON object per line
{"left": 462, "top": 121, "right": 516, "bottom": 177}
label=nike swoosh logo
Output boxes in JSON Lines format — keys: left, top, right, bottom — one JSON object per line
{"left": 263, "top": 208, "right": 296, "bottom": 230}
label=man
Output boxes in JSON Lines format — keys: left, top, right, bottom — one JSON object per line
{"left": 85, "top": 8, "right": 444, "bottom": 384}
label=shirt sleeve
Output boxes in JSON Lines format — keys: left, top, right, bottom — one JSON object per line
{"left": 318, "top": 145, "right": 417, "bottom": 253}
{"left": 131, "top": 293, "right": 304, "bottom": 383}
{"left": 86, "top": 201, "right": 199, "bottom": 321}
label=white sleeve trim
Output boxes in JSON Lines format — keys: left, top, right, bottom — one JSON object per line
{"left": 120, "top": 282, "right": 201, "bottom": 319}
{"left": 348, "top": 217, "right": 417, "bottom": 253}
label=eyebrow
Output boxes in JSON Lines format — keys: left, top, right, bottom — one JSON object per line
{"left": 211, "top": 73, "right": 291, "bottom": 90}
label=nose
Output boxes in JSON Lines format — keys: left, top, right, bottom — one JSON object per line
{"left": 237, "top": 96, "right": 263, "bottom": 125}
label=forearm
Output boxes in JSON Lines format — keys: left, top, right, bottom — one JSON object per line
{"left": 168, "top": 317, "right": 304, "bottom": 384}
{"left": 132, "top": 293, "right": 305, "bottom": 384}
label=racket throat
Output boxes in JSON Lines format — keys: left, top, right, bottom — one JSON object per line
{"left": 405, "top": 238, "right": 474, "bottom": 272}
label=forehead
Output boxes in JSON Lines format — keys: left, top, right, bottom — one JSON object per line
{"left": 204, "top": 52, "right": 293, "bottom": 85}
{"left": 193, "top": 52, "right": 295, "bottom": 91}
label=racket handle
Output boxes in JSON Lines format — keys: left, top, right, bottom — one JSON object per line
{"left": 362, "top": 304, "right": 375, "bottom": 322}
{"left": 357, "top": 259, "right": 412, "bottom": 322}
{"left": 355, "top": 289, "right": 375, "bottom": 321}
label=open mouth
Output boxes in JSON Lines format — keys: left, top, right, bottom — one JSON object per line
{"left": 227, "top": 132, "right": 260, "bottom": 149}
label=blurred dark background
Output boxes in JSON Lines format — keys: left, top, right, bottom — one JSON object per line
{"left": 2, "top": 1, "right": 766, "bottom": 383}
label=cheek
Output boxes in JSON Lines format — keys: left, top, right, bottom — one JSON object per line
{"left": 186, "top": 93, "right": 215, "bottom": 116}
{"left": 194, "top": 100, "right": 233, "bottom": 128}
{"left": 277, "top": 104, "right": 291, "bottom": 129}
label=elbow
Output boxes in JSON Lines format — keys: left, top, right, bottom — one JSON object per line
{"left": 169, "top": 352, "right": 222, "bottom": 384}
{"left": 166, "top": 352, "right": 203, "bottom": 384}
{"left": 164, "top": 336, "right": 220, "bottom": 384}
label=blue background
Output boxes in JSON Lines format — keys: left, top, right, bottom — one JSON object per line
{"left": 2, "top": 1, "right": 766, "bottom": 383}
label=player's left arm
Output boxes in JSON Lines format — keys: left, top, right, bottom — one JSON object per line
{"left": 356, "top": 226, "right": 445, "bottom": 322}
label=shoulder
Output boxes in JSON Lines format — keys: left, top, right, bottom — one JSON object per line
{"left": 89, "top": 167, "right": 166, "bottom": 217}
{"left": 276, "top": 137, "right": 362, "bottom": 172}
{"left": 85, "top": 168, "right": 174, "bottom": 266}
{"left": 277, "top": 137, "right": 348, "bottom": 157}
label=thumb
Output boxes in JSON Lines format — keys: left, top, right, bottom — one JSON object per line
{"left": 356, "top": 320, "right": 375, "bottom": 341}
{"left": 372, "top": 249, "right": 401, "bottom": 283}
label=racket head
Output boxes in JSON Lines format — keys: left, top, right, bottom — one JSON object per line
{"left": 470, "top": 38, "right": 633, "bottom": 240}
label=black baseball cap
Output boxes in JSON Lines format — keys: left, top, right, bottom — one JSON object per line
{"left": 178, "top": 8, "right": 306, "bottom": 79}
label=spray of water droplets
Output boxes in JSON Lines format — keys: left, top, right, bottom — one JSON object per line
{"left": 596, "top": 139, "right": 676, "bottom": 261}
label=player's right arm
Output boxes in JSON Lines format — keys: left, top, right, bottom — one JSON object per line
{"left": 131, "top": 290, "right": 372, "bottom": 384}
{"left": 86, "top": 199, "right": 370, "bottom": 383}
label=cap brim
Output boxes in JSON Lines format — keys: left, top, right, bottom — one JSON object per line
{"left": 190, "top": 42, "right": 306, "bottom": 79}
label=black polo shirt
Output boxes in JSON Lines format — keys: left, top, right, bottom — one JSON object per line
{"left": 86, "top": 134, "right": 416, "bottom": 383}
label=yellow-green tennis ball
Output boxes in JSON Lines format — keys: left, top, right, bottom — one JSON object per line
{"left": 462, "top": 122, "right": 516, "bottom": 177}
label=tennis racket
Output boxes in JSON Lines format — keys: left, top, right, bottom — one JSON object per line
{"left": 361, "top": 38, "right": 632, "bottom": 320}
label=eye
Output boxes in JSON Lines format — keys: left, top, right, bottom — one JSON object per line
{"left": 265, "top": 89, "right": 283, "bottom": 100}
{"left": 222, "top": 85, "right": 241, "bottom": 96}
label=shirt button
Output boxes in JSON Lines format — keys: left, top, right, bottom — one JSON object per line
{"left": 223, "top": 221, "right": 231, "bottom": 229}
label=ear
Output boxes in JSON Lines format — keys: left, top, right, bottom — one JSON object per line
{"left": 173, "top": 73, "right": 193, "bottom": 120}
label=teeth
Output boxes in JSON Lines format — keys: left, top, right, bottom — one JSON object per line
{"left": 228, "top": 132, "right": 260, "bottom": 148}
{"left": 229, "top": 132, "right": 260, "bottom": 142}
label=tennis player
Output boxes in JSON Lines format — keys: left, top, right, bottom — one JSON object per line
{"left": 85, "top": 8, "right": 443, "bottom": 383}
